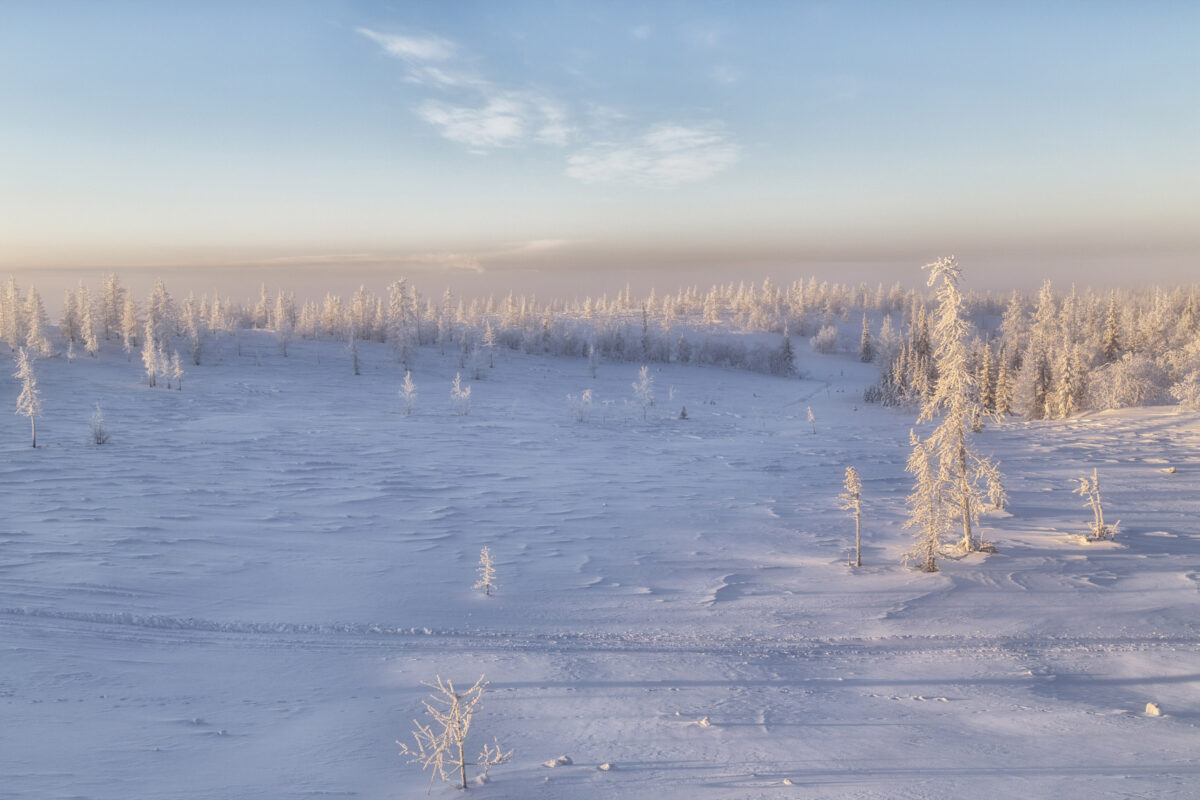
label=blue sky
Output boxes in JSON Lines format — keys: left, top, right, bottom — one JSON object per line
{"left": 1, "top": 1, "right": 1197, "bottom": 287}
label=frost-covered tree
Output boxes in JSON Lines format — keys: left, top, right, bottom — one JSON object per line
{"left": 400, "top": 370, "right": 418, "bottom": 415}
{"left": 121, "top": 296, "right": 139, "bottom": 358}
{"left": 450, "top": 372, "right": 471, "bottom": 415}
{"left": 632, "top": 365, "right": 654, "bottom": 420}
{"left": 170, "top": 351, "right": 185, "bottom": 391}
{"left": 79, "top": 286, "right": 100, "bottom": 357}
{"left": 482, "top": 320, "right": 496, "bottom": 368}
{"left": 916, "top": 257, "right": 1006, "bottom": 553}
{"left": 347, "top": 322, "right": 360, "bottom": 376}
{"left": 24, "top": 286, "right": 53, "bottom": 357}
{"left": 474, "top": 546, "right": 497, "bottom": 596}
{"left": 839, "top": 466, "right": 863, "bottom": 567}
{"left": 14, "top": 347, "right": 41, "bottom": 447}
{"left": 587, "top": 341, "right": 598, "bottom": 378}
{"left": 142, "top": 318, "right": 160, "bottom": 386}
{"left": 859, "top": 313, "right": 874, "bottom": 362}
{"left": 904, "top": 431, "right": 946, "bottom": 571}
{"left": 811, "top": 324, "right": 838, "bottom": 354}
{"left": 397, "top": 675, "right": 511, "bottom": 791}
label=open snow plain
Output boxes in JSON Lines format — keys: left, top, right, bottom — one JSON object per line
{"left": 3, "top": 333, "right": 1199, "bottom": 799}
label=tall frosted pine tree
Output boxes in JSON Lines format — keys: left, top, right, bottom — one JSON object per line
{"left": 911, "top": 257, "right": 1006, "bottom": 556}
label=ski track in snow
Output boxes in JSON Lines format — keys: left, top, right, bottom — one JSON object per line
{"left": 2, "top": 334, "right": 1200, "bottom": 799}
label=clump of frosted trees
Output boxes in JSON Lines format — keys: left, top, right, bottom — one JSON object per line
{"left": 866, "top": 277, "right": 1200, "bottom": 418}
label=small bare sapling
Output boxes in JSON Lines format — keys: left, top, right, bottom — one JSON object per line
{"left": 90, "top": 403, "right": 109, "bottom": 445}
{"left": 398, "top": 675, "right": 512, "bottom": 791}
{"left": 1075, "top": 468, "right": 1118, "bottom": 540}
{"left": 632, "top": 365, "right": 654, "bottom": 420}
{"left": 567, "top": 389, "right": 593, "bottom": 422}
{"left": 474, "top": 546, "right": 496, "bottom": 596}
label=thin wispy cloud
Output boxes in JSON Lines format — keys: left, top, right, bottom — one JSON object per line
{"left": 566, "top": 124, "right": 740, "bottom": 186}
{"left": 417, "top": 94, "right": 568, "bottom": 150}
{"left": 356, "top": 28, "right": 456, "bottom": 62}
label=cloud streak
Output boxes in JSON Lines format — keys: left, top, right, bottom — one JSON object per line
{"left": 566, "top": 124, "right": 740, "bottom": 186}
{"left": 356, "top": 28, "right": 456, "bottom": 62}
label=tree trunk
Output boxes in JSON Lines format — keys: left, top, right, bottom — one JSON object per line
{"left": 854, "top": 513, "right": 861, "bottom": 567}
{"left": 31, "top": 416, "right": 36, "bottom": 448}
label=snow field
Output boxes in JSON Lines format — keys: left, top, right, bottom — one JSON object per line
{"left": 2, "top": 332, "right": 1199, "bottom": 798}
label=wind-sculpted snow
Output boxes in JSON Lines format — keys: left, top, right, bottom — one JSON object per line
{"left": 3, "top": 334, "right": 1200, "bottom": 798}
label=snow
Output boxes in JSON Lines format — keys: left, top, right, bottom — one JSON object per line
{"left": 3, "top": 332, "right": 1200, "bottom": 798}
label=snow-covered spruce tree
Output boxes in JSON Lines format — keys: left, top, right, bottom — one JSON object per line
{"left": 400, "top": 370, "right": 417, "bottom": 415}
{"left": 397, "top": 675, "right": 511, "bottom": 791}
{"left": 839, "top": 466, "right": 863, "bottom": 567}
{"left": 772, "top": 327, "right": 798, "bottom": 376}
{"left": 904, "top": 431, "right": 946, "bottom": 571}
{"left": 859, "top": 313, "right": 874, "bottom": 362}
{"left": 347, "top": 321, "right": 360, "bottom": 376}
{"left": 474, "top": 546, "right": 497, "bottom": 596}
{"left": 450, "top": 372, "right": 471, "bottom": 416}
{"left": 587, "top": 341, "right": 598, "bottom": 378}
{"left": 915, "top": 257, "right": 1006, "bottom": 554}
{"left": 807, "top": 406, "right": 815, "bottom": 434}
{"left": 24, "top": 286, "right": 53, "bottom": 357}
{"left": 14, "top": 347, "right": 41, "bottom": 447}
{"left": 632, "top": 365, "right": 654, "bottom": 420}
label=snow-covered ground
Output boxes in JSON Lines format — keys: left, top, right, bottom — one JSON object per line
{"left": 3, "top": 333, "right": 1199, "bottom": 799}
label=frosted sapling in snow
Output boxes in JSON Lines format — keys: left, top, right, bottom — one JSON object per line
{"left": 451, "top": 372, "right": 472, "bottom": 416}
{"left": 632, "top": 365, "right": 654, "bottom": 420}
{"left": 807, "top": 406, "right": 815, "bottom": 434}
{"left": 567, "top": 389, "right": 592, "bottom": 422}
{"left": 839, "top": 466, "right": 863, "bottom": 567}
{"left": 398, "top": 675, "right": 511, "bottom": 791}
{"left": 90, "top": 403, "right": 108, "bottom": 445}
{"left": 400, "top": 370, "right": 418, "bottom": 415}
{"left": 474, "top": 546, "right": 496, "bottom": 596}
{"left": 14, "top": 347, "right": 41, "bottom": 447}
{"left": 1075, "top": 468, "right": 1118, "bottom": 540}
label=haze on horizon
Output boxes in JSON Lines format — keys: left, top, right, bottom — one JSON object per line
{"left": 2, "top": 0, "right": 1197, "bottom": 291}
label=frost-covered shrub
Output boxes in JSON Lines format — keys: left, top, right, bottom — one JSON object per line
{"left": 811, "top": 324, "right": 838, "bottom": 354}
{"left": 1087, "top": 353, "right": 1169, "bottom": 410}
{"left": 567, "top": 389, "right": 592, "bottom": 422}
{"left": 1170, "top": 371, "right": 1200, "bottom": 410}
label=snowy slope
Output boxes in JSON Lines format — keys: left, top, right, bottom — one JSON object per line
{"left": 2, "top": 333, "right": 1199, "bottom": 799}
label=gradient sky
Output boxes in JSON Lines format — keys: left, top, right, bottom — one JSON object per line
{"left": 2, "top": 0, "right": 1197, "bottom": 288}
